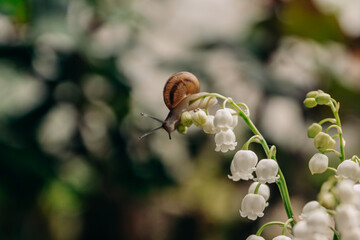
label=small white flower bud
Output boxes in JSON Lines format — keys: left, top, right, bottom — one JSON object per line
{"left": 214, "top": 108, "right": 233, "bottom": 132}
{"left": 255, "top": 159, "right": 280, "bottom": 184}
{"left": 314, "top": 132, "right": 336, "bottom": 152}
{"left": 240, "top": 193, "right": 266, "bottom": 220}
{"left": 308, "top": 153, "right": 328, "bottom": 175}
{"left": 180, "top": 111, "right": 193, "bottom": 127}
{"left": 248, "top": 182, "right": 270, "bottom": 202}
{"left": 246, "top": 235, "right": 265, "bottom": 240}
{"left": 306, "top": 90, "right": 320, "bottom": 98}
{"left": 315, "top": 92, "right": 331, "bottom": 105}
{"left": 228, "top": 150, "right": 258, "bottom": 181}
{"left": 304, "top": 98, "right": 317, "bottom": 108}
{"left": 192, "top": 109, "right": 207, "bottom": 127}
{"left": 214, "top": 129, "right": 237, "bottom": 153}
{"left": 337, "top": 160, "right": 360, "bottom": 181}
{"left": 307, "top": 123, "right": 322, "bottom": 138}
{"left": 176, "top": 124, "right": 187, "bottom": 134}
{"left": 202, "top": 115, "right": 216, "bottom": 134}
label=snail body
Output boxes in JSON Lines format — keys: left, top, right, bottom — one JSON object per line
{"left": 140, "top": 71, "right": 216, "bottom": 139}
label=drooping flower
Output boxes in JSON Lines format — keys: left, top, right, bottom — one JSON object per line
{"left": 337, "top": 160, "right": 360, "bottom": 181}
{"left": 307, "top": 123, "right": 322, "bottom": 138}
{"left": 248, "top": 182, "right": 270, "bottom": 202}
{"left": 240, "top": 193, "right": 266, "bottom": 220}
{"left": 214, "top": 129, "right": 237, "bottom": 152}
{"left": 314, "top": 132, "right": 336, "bottom": 152}
{"left": 255, "top": 159, "right": 280, "bottom": 184}
{"left": 192, "top": 109, "right": 207, "bottom": 127}
{"left": 180, "top": 111, "right": 193, "bottom": 127}
{"left": 308, "top": 153, "right": 328, "bottom": 175}
{"left": 335, "top": 204, "right": 360, "bottom": 232}
{"left": 202, "top": 115, "right": 216, "bottom": 134}
{"left": 305, "top": 209, "right": 331, "bottom": 235}
{"left": 228, "top": 150, "right": 258, "bottom": 181}
{"left": 300, "top": 201, "right": 324, "bottom": 220}
{"left": 293, "top": 221, "right": 311, "bottom": 239}
{"left": 214, "top": 108, "right": 234, "bottom": 132}
{"left": 336, "top": 180, "right": 358, "bottom": 205}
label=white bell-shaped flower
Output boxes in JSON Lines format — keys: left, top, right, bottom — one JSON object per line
{"left": 272, "top": 236, "right": 291, "bottom": 240}
{"left": 228, "top": 150, "right": 258, "bottom": 181}
{"left": 337, "top": 160, "right": 360, "bottom": 181}
{"left": 202, "top": 115, "right": 216, "bottom": 134}
{"left": 293, "top": 221, "right": 311, "bottom": 239}
{"left": 308, "top": 153, "right": 328, "bottom": 175}
{"left": 246, "top": 235, "right": 265, "bottom": 240}
{"left": 306, "top": 209, "right": 331, "bottom": 235}
{"left": 214, "top": 129, "right": 237, "bottom": 152}
{"left": 335, "top": 204, "right": 360, "bottom": 232}
{"left": 214, "top": 108, "right": 234, "bottom": 132}
{"left": 300, "top": 201, "right": 325, "bottom": 220}
{"left": 240, "top": 193, "right": 266, "bottom": 220}
{"left": 336, "top": 180, "right": 357, "bottom": 204}
{"left": 255, "top": 159, "right": 280, "bottom": 184}
{"left": 248, "top": 182, "right": 270, "bottom": 202}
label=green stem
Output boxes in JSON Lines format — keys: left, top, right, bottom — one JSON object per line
{"left": 241, "top": 135, "right": 262, "bottom": 150}
{"left": 256, "top": 221, "right": 285, "bottom": 235}
{"left": 327, "top": 167, "right": 337, "bottom": 174}
{"left": 329, "top": 101, "right": 345, "bottom": 162}
{"left": 318, "top": 118, "right": 336, "bottom": 125}
{"left": 282, "top": 218, "right": 294, "bottom": 235}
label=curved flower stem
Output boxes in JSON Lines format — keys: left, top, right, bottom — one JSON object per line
{"left": 325, "top": 125, "right": 342, "bottom": 134}
{"left": 327, "top": 167, "right": 337, "bottom": 174}
{"left": 242, "top": 135, "right": 262, "bottom": 150}
{"left": 256, "top": 221, "right": 285, "bottom": 236}
{"left": 318, "top": 118, "right": 336, "bottom": 125}
{"left": 329, "top": 100, "right": 345, "bottom": 162}
{"left": 282, "top": 218, "right": 294, "bottom": 235}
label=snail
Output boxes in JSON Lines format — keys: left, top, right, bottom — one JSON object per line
{"left": 140, "top": 71, "right": 217, "bottom": 140}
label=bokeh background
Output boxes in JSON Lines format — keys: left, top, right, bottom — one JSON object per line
{"left": 0, "top": 0, "right": 360, "bottom": 239}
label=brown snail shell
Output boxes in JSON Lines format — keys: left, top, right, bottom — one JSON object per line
{"left": 163, "top": 72, "right": 200, "bottom": 110}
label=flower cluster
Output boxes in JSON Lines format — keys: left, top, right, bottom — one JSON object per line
{"left": 334, "top": 180, "right": 360, "bottom": 240}
{"left": 293, "top": 201, "right": 332, "bottom": 240}
{"left": 179, "top": 107, "right": 238, "bottom": 152}
{"left": 228, "top": 150, "right": 279, "bottom": 220}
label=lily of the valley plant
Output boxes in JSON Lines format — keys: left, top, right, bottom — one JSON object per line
{"left": 146, "top": 90, "right": 360, "bottom": 240}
